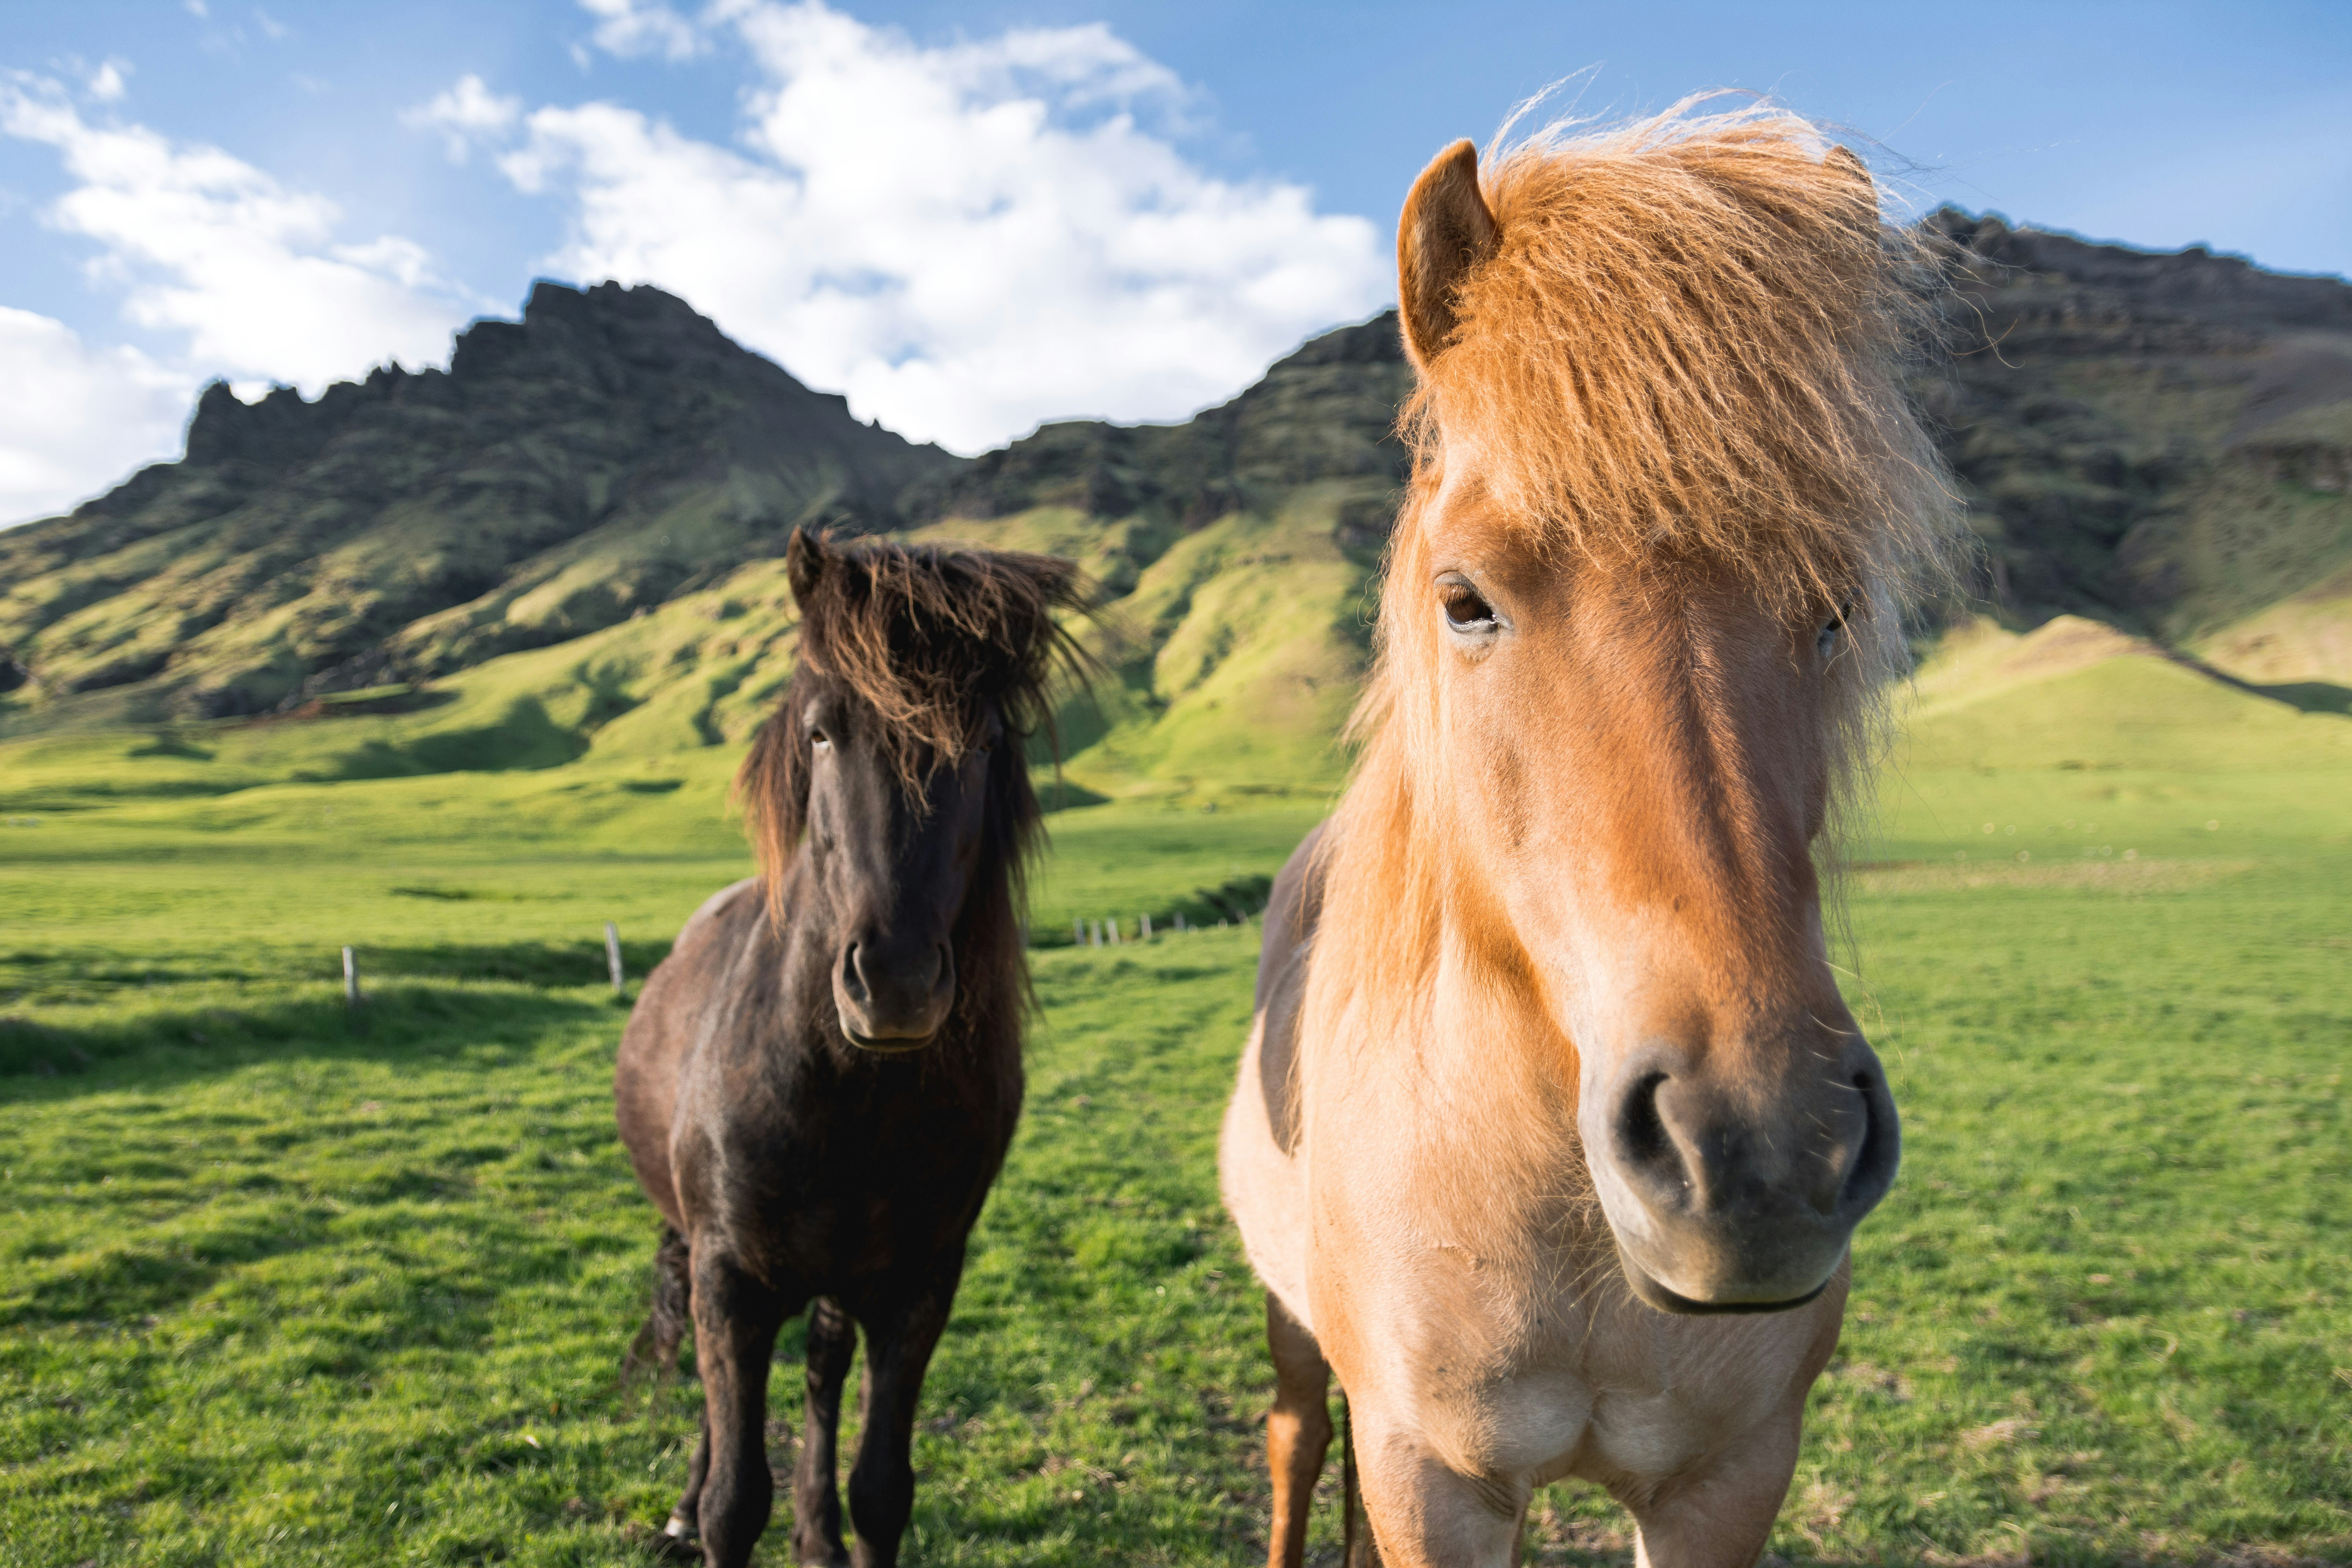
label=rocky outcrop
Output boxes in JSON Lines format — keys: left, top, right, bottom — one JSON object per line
{"left": 906, "top": 311, "right": 1412, "bottom": 530}
{"left": 1923, "top": 212, "right": 2352, "bottom": 638}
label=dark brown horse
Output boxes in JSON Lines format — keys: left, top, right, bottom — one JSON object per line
{"left": 615, "top": 530, "right": 1088, "bottom": 1568}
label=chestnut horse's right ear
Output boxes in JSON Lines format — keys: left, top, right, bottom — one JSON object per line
{"left": 1397, "top": 138, "right": 1499, "bottom": 372}
{"left": 786, "top": 528, "right": 825, "bottom": 609}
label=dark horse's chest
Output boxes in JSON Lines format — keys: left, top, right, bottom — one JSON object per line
{"left": 684, "top": 1029, "right": 1023, "bottom": 1294}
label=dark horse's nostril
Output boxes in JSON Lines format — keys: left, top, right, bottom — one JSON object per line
{"left": 843, "top": 940, "right": 948, "bottom": 1013}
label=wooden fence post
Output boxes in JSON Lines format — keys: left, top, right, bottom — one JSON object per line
{"left": 1141, "top": 913, "right": 1153, "bottom": 941}
{"left": 605, "top": 921, "right": 626, "bottom": 995}
{"left": 342, "top": 946, "right": 362, "bottom": 1009}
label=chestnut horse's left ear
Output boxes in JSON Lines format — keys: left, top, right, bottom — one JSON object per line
{"left": 1824, "top": 145, "right": 1880, "bottom": 228}
{"left": 1825, "top": 144, "right": 1874, "bottom": 192}
{"left": 1397, "top": 138, "right": 1499, "bottom": 372}
{"left": 786, "top": 528, "right": 826, "bottom": 610}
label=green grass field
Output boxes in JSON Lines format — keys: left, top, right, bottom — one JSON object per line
{"left": 3, "top": 626, "right": 2348, "bottom": 1565}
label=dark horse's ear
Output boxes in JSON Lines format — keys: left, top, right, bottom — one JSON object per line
{"left": 1397, "top": 138, "right": 1498, "bottom": 372}
{"left": 786, "top": 528, "right": 826, "bottom": 610}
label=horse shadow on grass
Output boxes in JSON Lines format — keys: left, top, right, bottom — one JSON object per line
{"left": 360, "top": 936, "right": 676, "bottom": 989}
{"left": 0, "top": 980, "right": 639, "bottom": 1343}
{"left": 0, "top": 966, "right": 635, "bottom": 1085}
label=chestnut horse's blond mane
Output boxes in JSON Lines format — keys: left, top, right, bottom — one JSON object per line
{"left": 1315, "top": 102, "right": 1960, "bottom": 1052}
{"left": 1406, "top": 98, "right": 1951, "bottom": 604}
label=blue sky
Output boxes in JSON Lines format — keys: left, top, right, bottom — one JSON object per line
{"left": 2, "top": 0, "right": 2347, "bottom": 525}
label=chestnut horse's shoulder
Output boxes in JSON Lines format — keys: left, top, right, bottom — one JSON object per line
{"left": 1219, "top": 822, "right": 1331, "bottom": 1332}
{"left": 1254, "top": 821, "right": 1330, "bottom": 1151}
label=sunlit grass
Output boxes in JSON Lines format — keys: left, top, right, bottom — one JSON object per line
{"left": 2, "top": 750, "right": 2346, "bottom": 1563}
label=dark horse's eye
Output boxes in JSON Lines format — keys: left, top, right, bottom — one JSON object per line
{"left": 1440, "top": 579, "right": 1496, "bottom": 632}
{"left": 809, "top": 726, "right": 832, "bottom": 750}
{"left": 1818, "top": 600, "right": 1855, "bottom": 660}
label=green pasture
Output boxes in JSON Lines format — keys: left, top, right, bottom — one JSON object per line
{"left": 3, "top": 637, "right": 2349, "bottom": 1564}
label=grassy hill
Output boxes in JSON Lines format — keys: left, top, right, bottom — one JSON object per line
{"left": 0, "top": 303, "right": 1414, "bottom": 812}
{"left": 1900, "top": 613, "right": 2352, "bottom": 775}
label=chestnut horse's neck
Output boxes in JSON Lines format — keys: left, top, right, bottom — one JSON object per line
{"left": 1305, "top": 727, "right": 1581, "bottom": 1124}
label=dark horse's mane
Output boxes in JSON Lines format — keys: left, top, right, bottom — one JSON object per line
{"left": 734, "top": 535, "right": 1094, "bottom": 964}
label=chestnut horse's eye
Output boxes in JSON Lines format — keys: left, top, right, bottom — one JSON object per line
{"left": 809, "top": 726, "right": 833, "bottom": 751}
{"left": 1440, "top": 579, "right": 1497, "bottom": 632}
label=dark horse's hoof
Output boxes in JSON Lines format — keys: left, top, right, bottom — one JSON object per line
{"left": 793, "top": 1532, "right": 852, "bottom": 1568}
{"left": 621, "top": 1519, "right": 700, "bottom": 1561}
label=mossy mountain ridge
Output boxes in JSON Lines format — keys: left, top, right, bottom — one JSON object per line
{"left": 2, "top": 213, "right": 2347, "bottom": 796}
{"left": 0, "top": 281, "right": 957, "bottom": 728}
{"left": 1922, "top": 211, "right": 2352, "bottom": 668}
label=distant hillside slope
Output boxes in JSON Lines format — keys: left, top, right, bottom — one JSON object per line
{"left": 1925, "top": 214, "right": 2352, "bottom": 680}
{"left": 4, "top": 212, "right": 2347, "bottom": 796}
{"left": 0, "top": 282, "right": 958, "bottom": 732}
{"left": 902, "top": 311, "right": 1412, "bottom": 795}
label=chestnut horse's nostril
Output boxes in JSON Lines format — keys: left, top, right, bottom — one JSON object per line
{"left": 1590, "top": 1043, "right": 1897, "bottom": 1312}
{"left": 1836, "top": 1069, "right": 1901, "bottom": 1220}
{"left": 1612, "top": 1071, "right": 1693, "bottom": 1211}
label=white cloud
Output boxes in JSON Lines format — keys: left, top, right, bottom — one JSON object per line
{"left": 403, "top": 73, "right": 522, "bottom": 162}
{"left": 580, "top": 0, "right": 704, "bottom": 62}
{"left": 452, "top": 0, "right": 1388, "bottom": 453}
{"left": 183, "top": 0, "right": 207, "bottom": 17}
{"left": 88, "top": 58, "right": 130, "bottom": 103}
{"left": 0, "top": 307, "right": 192, "bottom": 526}
{"left": 0, "top": 77, "right": 473, "bottom": 394}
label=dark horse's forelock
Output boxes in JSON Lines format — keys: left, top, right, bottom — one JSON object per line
{"left": 735, "top": 535, "right": 1094, "bottom": 908}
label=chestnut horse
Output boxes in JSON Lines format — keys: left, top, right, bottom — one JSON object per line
{"left": 616, "top": 531, "right": 1086, "bottom": 1568}
{"left": 1221, "top": 107, "right": 1953, "bottom": 1567}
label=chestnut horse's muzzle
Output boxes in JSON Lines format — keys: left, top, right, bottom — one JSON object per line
{"left": 834, "top": 937, "right": 956, "bottom": 1052}
{"left": 1583, "top": 1033, "right": 1900, "bottom": 1314}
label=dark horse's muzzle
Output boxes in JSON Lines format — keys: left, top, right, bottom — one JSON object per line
{"left": 833, "top": 934, "right": 956, "bottom": 1052}
{"left": 1583, "top": 1030, "right": 1900, "bottom": 1314}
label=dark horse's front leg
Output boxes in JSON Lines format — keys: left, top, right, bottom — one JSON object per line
{"left": 687, "top": 1247, "right": 799, "bottom": 1568}
{"left": 844, "top": 1260, "right": 964, "bottom": 1568}
{"left": 793, "top": 1296, "right": 857, "bottom": 1565}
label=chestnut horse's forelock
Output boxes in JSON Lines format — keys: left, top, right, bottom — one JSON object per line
{"left": 1315, "top": 102, "right": 1962, "bottom": 1066}
{"left": 733, "top": 538, "right": 1094, "bottom": 903}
